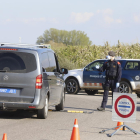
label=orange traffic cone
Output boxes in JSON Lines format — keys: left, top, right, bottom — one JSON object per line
{"left": 115, "top": 122, "right": 124, "bottom": 130}
{"left": 70, "top": 119, "right": 80, "bottom": 140}
{"left": 2, "top": 133, "right": 7, "bottom": 140}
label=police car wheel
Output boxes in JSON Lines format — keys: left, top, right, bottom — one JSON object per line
{"left": 85, "top": 90, "right": 98, "bottom": 95}
{"left": 119, "top": 81, "right": 132, "bottom": 93}
{"left": 66, "top": 79, "right": 79, "bottom": 94}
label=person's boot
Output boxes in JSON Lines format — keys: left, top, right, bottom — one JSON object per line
{"left": 97, "top": 106, "right": 105, "bottom": 111}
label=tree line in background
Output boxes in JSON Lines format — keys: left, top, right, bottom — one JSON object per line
{"left": 36, "top": 28, "right": 140, "bottom": 70}
{"left": 36, "top": 28, "right": 92, "bottom": 46}
{"left": 52, "top": 41, "right": 140, "bottom": 70}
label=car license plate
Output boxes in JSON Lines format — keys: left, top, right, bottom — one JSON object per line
{"left": 0, "top": 88, "right": 16, "bottom": 94}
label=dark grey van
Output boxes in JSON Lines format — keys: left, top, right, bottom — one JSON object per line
{"left": 0, "top": 44, "right": 68, "bottom": 119}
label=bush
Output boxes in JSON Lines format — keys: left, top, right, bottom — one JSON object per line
{"left": 51, "top": 41, "right": 140, "bottom": 70}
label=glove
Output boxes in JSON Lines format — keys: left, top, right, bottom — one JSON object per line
{"left": 95, "top": 65, "right": 100, "bottom": 69}
{"left": 106, "top": 55, "right": 110, "bottom": 59}
{"left": 116, "top": 83, "right": 120, "bottom": 88}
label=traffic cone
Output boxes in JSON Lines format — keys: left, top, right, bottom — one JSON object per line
{"left": 115, "top": 122, "right": 124, "bottom": 130}
{"left": 70, "top": 119, "right": 80, "bottom": 140}
{"left": 2, "top": 133, "right": 7, "bottom": 140}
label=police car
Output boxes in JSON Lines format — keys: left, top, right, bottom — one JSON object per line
{"left": 64, "top": 59, "right": 140, "bottom": 97}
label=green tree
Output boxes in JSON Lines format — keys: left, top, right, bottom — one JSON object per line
{"left": 36, "top": 28, "right": 92, "bottom": 46}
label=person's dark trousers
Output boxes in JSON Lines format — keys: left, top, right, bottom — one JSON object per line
{"left": 101, "top": 79, "right": 118, "bottom": 109}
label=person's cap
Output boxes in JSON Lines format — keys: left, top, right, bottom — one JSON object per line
{"left": 108, "top": 51, "right": 115, "bottom": 56}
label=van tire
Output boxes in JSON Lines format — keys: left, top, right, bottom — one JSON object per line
{"left": 119, "top": 81, "right": 132, "bottom": 93}
{"left": 66, "top": 79, "right": 79, "bottom": 94}
{"left": 55, "top": 91, "right": 65, "bottom": 111}
{"left": 85, "top": 90, "right": 98, "bottom": 95}
{"left": 37, "top": 95, "right": 48, "bottom": 119}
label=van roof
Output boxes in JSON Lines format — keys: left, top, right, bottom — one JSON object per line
{"left": 0, "top": 44, "right": 54, "bottom": 53}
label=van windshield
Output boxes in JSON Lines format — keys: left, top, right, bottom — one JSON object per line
{"left": 0, "top": 52, "right": 37, "bottom": 73}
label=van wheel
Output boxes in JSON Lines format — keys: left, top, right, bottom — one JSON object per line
{"left": 66, "top": 79, "right": 79, "bottom": 94}
{"left": 37, "top": 96, "right": 48, "bottom": 119}
{"left": 55, "top": 91, "right": 65, "bottom": 111}
{"left": 119, "top": 81, "right": 132, "bottom": 93}
{"left": 85, "top": 90, "right": 98, "bottom": 95}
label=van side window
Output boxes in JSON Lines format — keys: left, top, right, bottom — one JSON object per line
{"left": 47, "top": 52, "right": 57, "bottom": 72}
{"left": 41, "top": 53, "right": 50, "bottom": 72}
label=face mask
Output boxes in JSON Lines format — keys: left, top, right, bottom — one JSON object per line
{"left": 110, "top": 56, "right": 115, "bottom": 61}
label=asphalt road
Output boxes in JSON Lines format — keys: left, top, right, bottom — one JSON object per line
{"left": 0, "top": 91, "right": 140, "bottom": 140}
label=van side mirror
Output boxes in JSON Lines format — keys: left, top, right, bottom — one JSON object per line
{"left": 61, "top": 68, "right": 68, "bottom": 74}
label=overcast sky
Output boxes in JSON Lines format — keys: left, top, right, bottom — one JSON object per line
{"left": 0, "top": 0, "right": 140, "bottom": 46}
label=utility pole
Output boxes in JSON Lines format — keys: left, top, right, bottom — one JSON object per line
{"left": 19, "top": 37, "right": 21, "bottom": 43}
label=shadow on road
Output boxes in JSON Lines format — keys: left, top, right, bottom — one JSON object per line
{"left": 0, "top": 110, "right": 37, "bottom": 119}
{"left": 66, "top": 92, "right": 112, "bottom": 97}
{"left": 105, "top": 105, "right": 112, "bottom": 109}
{"left": 64, "top": 106, "right": 112, "bottom": 113}
{"left": 58, "top": 128, "right": 100, "bottom": 134}
{"left": 92, "top": 127, "right": 140, "bottom": 137}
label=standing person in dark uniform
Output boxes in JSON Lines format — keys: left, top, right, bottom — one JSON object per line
{"left": 97, "top": 51, "right": 122, "bottom": 111}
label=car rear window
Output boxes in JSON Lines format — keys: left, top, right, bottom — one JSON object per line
{"left": 0, "top": 52, "right": 37, "bottom": 73}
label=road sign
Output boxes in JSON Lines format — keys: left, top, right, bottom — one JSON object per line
{"left": 112, "top": 92, "right": 137, "bottom": 123}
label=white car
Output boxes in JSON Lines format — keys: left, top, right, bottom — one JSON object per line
{"left": 63, "top": 59, "right": 105, "bottom": 95}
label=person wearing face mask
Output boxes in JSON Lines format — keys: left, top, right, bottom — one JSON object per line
{"left": 97, "top": 51, "right": 122, "bottom": 111}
